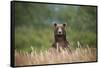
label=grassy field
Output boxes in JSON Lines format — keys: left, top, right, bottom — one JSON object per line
{"left": 15, "top": 26, "right": 97, "bottom": 66}
{"left": 15, "top": 44, "right": 96, "bottom": 66}
{"left": 15, "top": 26, "right": 96, "bottom": 52}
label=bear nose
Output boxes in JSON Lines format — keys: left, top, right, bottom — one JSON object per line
{"left": 59, "top": 32, "right": 61, "bottom": 34}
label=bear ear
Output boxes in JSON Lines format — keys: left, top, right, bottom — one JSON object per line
{"left": 54, "top": 23, "right": 57, "bottom": 27}
{"left": 63, "top": 23, "right": 66, "bottom": 27}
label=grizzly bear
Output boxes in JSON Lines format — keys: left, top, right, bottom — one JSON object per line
{"left": 52, "top": 23, "right": 71, "bottom": 52}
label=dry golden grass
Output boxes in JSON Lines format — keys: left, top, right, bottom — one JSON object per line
{"left": 15, "top": 46, "right": 96, "bottom": 66}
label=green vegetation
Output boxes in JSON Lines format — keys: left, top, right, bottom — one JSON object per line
{"left": 14, "top": 2, "right": 97, "bottom": 52}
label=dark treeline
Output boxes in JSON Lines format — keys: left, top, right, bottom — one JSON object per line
{"left": 15, "top": 3, "right": 96, "bottom": 32}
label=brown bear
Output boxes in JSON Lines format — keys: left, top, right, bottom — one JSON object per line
{"left": 52, "top": 23, "right": 71, "bottom": 52}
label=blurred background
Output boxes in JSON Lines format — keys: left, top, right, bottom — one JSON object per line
{"left": 14, "top": 2, "right": 97, "bottom": 52}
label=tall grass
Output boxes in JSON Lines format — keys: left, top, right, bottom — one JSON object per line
{"left": 15, "top": 43, "right": 96, "bottom": 66}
